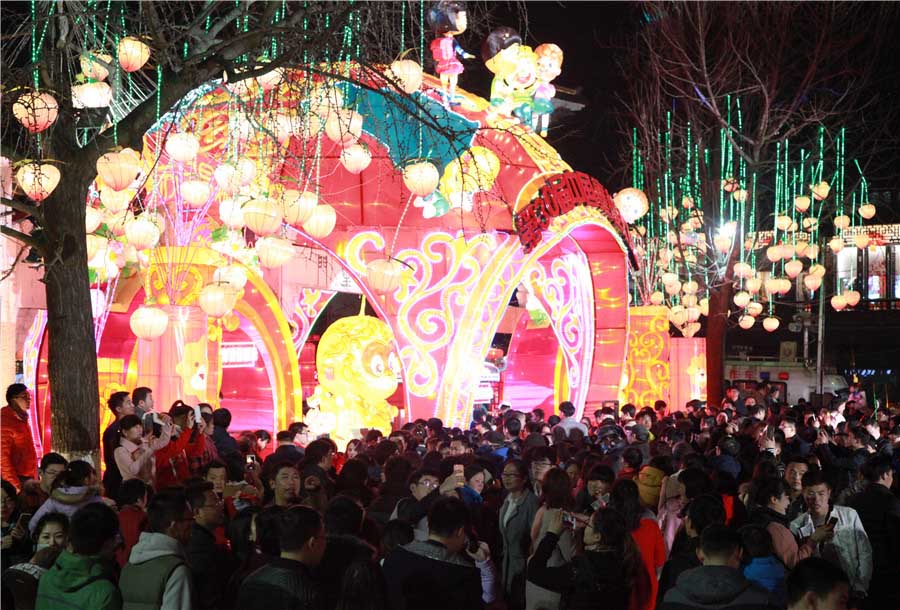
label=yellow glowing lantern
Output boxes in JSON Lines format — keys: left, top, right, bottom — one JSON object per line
{"left": 340, "top": 144, "right": 372, "bottom": 174}
{"left": 853, "top": 234, "right": 870, "bottom": 249}
{"left": 739, "top": 315, "right": 755, "bottom": 330}
{"left": 661, "top": 272, "right": 679, "bottom": 286}
{"left": 302, "top": 204, "right": 337, "bottom": 239}
{"left": 810, "top": 181, "right": 830, "bottom": 201}
{"left": 325, "top": 109, "right": 364, "bottom": 145}
{"left": 828, "top": 236, "right": 844, "bottom": 253}
{"left": 733, "top": 262, "right": 753, "bottom": 279}
{"left": 830, "top": 295, "right": 847, "bottom": 311}
{"left": 96, "top": 148, "right": 141, "bottom": 192}
{"left": 765, "top": 246, "right": 781, "bottom": 263}
{"left": 664, "top": 281, "right": 682, "bottom": 296}
{"left": 15, "top": 162, "right": 60, "bottom": 202}
{"left": 12, "top": 91, "right": 58, "bottom": 134}
{"left": 682, "top": 280, "right": 699, "bottom": 295}
{"left": 237, "top": 159, "right": 257, "bottom": 186}
{"left": 803, "top": 274, "right": 822, "bottom": 292}
{"left": 613, "top": 187, "right": 650, "bottom": 224}
{"left": 242, "top": 197, "right": 283, "bottom": 236}
{"left": 85, "top": 206, "right": 103, "bottom": 233}
{"left": 99, "top": 187, "right": 134, "bottom": 212}
{"left": 843, "top": 290, "right": 861, "bottom": 307}
{"left": 255, "top": 235, "right": 295, "bottom": 268}
{"left": 794, "top": 196, "right": 811, "bottom": 213}
{"left": 71, "top": 81, "right": 112, "bottom": 108}
{"left": 763, "top": 317, "right": 780, "bottom": 332}
{"left": 682, "top": 294, "right": 698, "bottom": 308}
{"left": 747, "top": 302, "right": 764, "bottom": 317}
{"left": 213, "top": 264, "right": 248, "bottom": 291}
{"left": 833, "top": 215, "right": 850, "bottom": 230}
{"left": 180, "top": 180, "right": 211, "bottom": 209}
{"left": 733, "top": 291, "right": 751, "bottom": 308}
{"left": 165, "top": 132, "right": 200, "bottom": 163}
{"left": 117, "top": 37, "right": 150, "bottom": 72}
{"left": 402, "top": 161, "right": 440, "bottom": 197}
{"left": 388, "top": 60, "right": 424, "bottom": 94}
{"left": 124, "top": 215, "right": 161, "bottom": 250}
{"left": 809, "top": 263, "right": 826, "bottom": 278}
{"left": 80, "top": 52, "right": 113, "bottom": 80}
{"left": 366, "top": 258, "right": 408, "bottom": 295}
{"left": 858, "top": 203, "right": 876, "bottom": 220}
{"left": 649, "top": 291, "right": 665, "bottom": 305}
{"left": 130, "top": 305, "right": 169, "bottom": 340}
{"left": 785, "top": 259, "right": 803, "bottom": 279}
{"left": 795, "top": 241, "right": 810, "bottom": 258}
{"left": 714, "top": 235, "right": 732, "bottom": 254}
{"left": 198, "top": 283, "right": 237, "bottom": 318}
{"left": 732, "top": 189, "right": 748, "bottom": 203}
{"left": 775, "top": 215, "right": 792, "bottom": 231}
{"left": 699, "top": 297, "right": 709, "bottom": 317}
{"left": 283, "top": 190, "right": 318, "bottom": 226}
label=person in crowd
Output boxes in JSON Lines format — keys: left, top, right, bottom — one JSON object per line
{"left": 301, "top": 438, "right": 337, "bottom": 497}
{"left": 790, "top": 470, "right": 872, "bottom": 601}
{"left": 553, "top": 401, "right": 589, "bottom": 438}
{"left": 780, "top": 418, "right": 811, "bottom": 464}
{"left": 132, "top": 386, "right": 154, "bottom": 419}
{"left": 782, "top": 458, "right": 809, "bottom": 520}
{"left": 115, "top": 479, "right": 149, "bottom": 567}
{"left": 334, "top": 459, "right": 375, "bottom": 506}
{"left": 847, "top": 454, "right": 900, "bottom": 609}
{"left": 609, "top": 478, "right": 665, "bottom": 610}
{"left": 268, "top": 462, "right": 301, "bottom": 507}
{"left": 113, "top": 413, "right": 174, "bottom": 487}
{"left": 264, "top": 430, "right": 305, "bottom": 469}
{"left": 102, "top": 390, "right": 137, "bottom": 500}
{"left": 203, "top": 460, "right": 228, "bottom": 496}
{"left": 35, "top": 504, "right": 121, "bottom": 610}
{"left": 211, "top": 408, "right": 244, "bottom": 480}
{"left": 380, "top": 519, "right": 414, "bottom": 563}
{"left": 28, "top": 461, "right": 108, "bottom": 534}
{"left": 575, "top": 464, "right": 614, "bottom": 514}
{"left": 526, "top": 467, "right": 578, "bottom": 610}
{"left": 625, "top": 423, "right": 652, "bottom": 463}
{"left": 120, "top": 489, "right": 194, "bottom": 610}
{"left": 238, "top": 505, "right": 327, "bottom": 610}
{"left": 786, "top": 557, "right": 850, "bottom": 610}
{"left": 368, "top": 456, "right": 414, "bottom": 528}
{"left": 392, "top": 468, "right": 461, "bottom": 541}
{"left": 739, "top": 523, "right": 786, "bottom": 606}
{"left": 2, "top": 511, "right": 68, "bottom": 609}
{"left": 18, "top": 453, "right": 67, "bottom": 514}
{"left": 2, "top": 479, "right": 33, "bottom": 569}
{"left": 749, "top": 478, "right": 824, "bottom": 569}
{"left": 659, "top": 524, "right": 773, "bottom": 610}
{"left": 2, "top": 384, "right": 38, "bottom": 490}
{"left": 318, "top": 495, "right": 380, "bottom": 609}
{"left": 384, "top": 496, "right": 494, "bottom": 610}
{"left": 498, "top": 458, "right": 539, "bottom": 610}
{"left": 156, "top": 402, "right": 208, "bottom": 487}
{"left": 618, "top": 447, "right": 644, "bottom": 480}
{"left": 186, "top": 481, "right": 233, "bottom": 610}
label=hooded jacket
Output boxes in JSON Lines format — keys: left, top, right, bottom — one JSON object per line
{"left": 35, "top": 550, "right": 121, "bottom": 610}
{"left": 28, "top": 486, "right": 106, "bottom": 534}
{"left": 120, "top": 532, "right": 193, "bottom": 610}
{"left": 659, "top": 565, "right": 774, "bottom": 610}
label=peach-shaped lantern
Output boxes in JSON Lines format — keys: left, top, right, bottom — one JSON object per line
{"left": 302, "top": 204, "right": 337, "bottom": 239}
{"left": 198, "top": 283, "right": 237, "bottom": 318}
{"left": 765, "top": 246, "right": 781, "bottom": 263}
{"left": 739, "top": 315, "right": 755, "bottom": 330}
{"left": 721, "top": 177, "right": 739, "bottom": 192}
{"left": 669, "top": 306, "right": 687, "bottom": 327}
{"left": 802, "top": 217, "right": 818, "bottom": 231}
{"left": 775, "top": 215, "right": 792, "bottom": 231}
{"left": 86, "top": 234, "right": 105, "bottom": 260}
{"left": 682, "top": 280, "right": 699, "bottom": 295}
{"left": 117, "top": 37, "right": 151, "bottom": 72}
{"left": 255, "top": 236, "right": 295, "bottom": 268}
{"left": 242, "top": 197, "right": 283, "bottom": 236}
{"left": 96, "top": 149, "right": 141, "bottom": 192}
{"left": 809, "top": 263, "right": 826, "bottom": 277}
{"left": 853, "top": 234, "right": 870, "bottom": 249}
{"left": 785, "top": 259, "right": 803, "bottom": 279}
{"left": 746, "top": 277, "right": 762, "bottom": 294}
{"left": 124, "top": 215, "right": 162, "bottom": 250}
{"left": 810, "top": 181, "right": 830, "bottom": 201}
{"left": 661, "top": 272, "right": 679, "bottom": 286}
{"left": 833, "top": 215, "right": 850, "bottom": 230}
{"left": 104, "top": 210, "right": 132, "bottom": 237}
{"left": 324, "top": 109, "right": 364, "bottom": 145}
{"left": 733, "top": 291, "right": 751, "bottom": 308}
{"left": 679, "top": 196, "right": 693, "bottom": 210}
{"left": 282, "top": 190, "right": 318, "bottom": 226}
{"left": 402, "top": 161, "right": 440, "bottom": 197}
{"left": 649, "top": 291, "right": 665, "bottom": 305}
{"left": 237, "top": 159, "right": 257, "bottom": 186}
{"left": 763, "top": 317, "right": 780, "bottom": 332}
{"left": 733, "top": 262, "right": 753, "bottom": 279}
{"left": 213, "top": 264, "right": 248, "bottom": 291}
{"left": 681, "top": 294, "right": 698, "bottom": 308}
{"left": 844, "top": 290, "right": 861, "bottom": 307}
{"left": 218, "top": 197, "right": 247, "bottom": 229}
{"left": 99, "top": 187, "right": 134, "bottom": 212}
{"left": 681, "top": 322, "right": 702, "bottom": 338}
{"left": 13, "top": 91, "right": 59, "bottom": 134}
{"left": 699, "top": 297, "right": 709, "bottom": 317}
{"left": 613, "top": 187, "right": 650, "bottom": 224}
{"left": 366, "top": 258, "right": 408, "bottom": 295}
{"left": 80, "top": 52, "right": 113, "bottom": 81}
{"left": 764, "top": 277, "right": 780, "bottom": 295}
{"left": 806, "top": 245, "right": 819, "bottom": 259}
{"left": 15, "top": 163, "right": 60, "bottom": 202}
{"left": 795, "top": 241, "right": 810, "bottom": 258}
{"left": 732, "top": 189, "right": 748, "bottom": 203}
{"left": 747, "top": 302, "right": 764, "bottom": 317}
{"left": 71, "top": 81, "right": 113, "bottom": 108}
{"left": 180, "top": 180, "right": 212, "bottom": 209}
{"left": 685, "top": 307, "right": 701, "bottom": 323}
{"left": 214, "top": 164, "right": 242, "bottom": 194}
{"left": 664, "top": 281, "right": 682, "bottom": 296}
{"left": 830, "top": 295, "right": 847, "bottom": 311}
{"left": 130, "top": 305, "right": 169, "bottom": 340}
{"left": 858, "top": 203, "right": 876, "bottom": 220}
{"left": 713, "top": 236, "right": 732, "bottom": 254}
{"left": 165, "top": 133, "right": 200, "bottom": 163}
{"left": 803, "top": 274, "right": 822, "bottom": 292}
{"left": 85, "top": 206, "right": 103, "bottom": 233}
{"left": 779, "top": 278, "right": 794, "bottom": 294}
{"left": 828, "top": 236, "right": 844, "bottom": 253}
{"left": 794, "top": 196, "right": 811, "bottom": 213}
{"left": 340, "top": 144, "right": 372, "bottom": 174}
{"left": 387, "top": 60, "right": 424, "bottom": 94}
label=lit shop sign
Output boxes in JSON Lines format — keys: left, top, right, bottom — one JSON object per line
{"left": 513, "top": 171, "right": 628, "bottom": 253}
{"left": 221, "top": 343, "right": 259, "bottom": 368}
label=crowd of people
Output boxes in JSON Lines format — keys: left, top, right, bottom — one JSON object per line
{"left": 1, "top": 380, "right": 899, "bottom": 610}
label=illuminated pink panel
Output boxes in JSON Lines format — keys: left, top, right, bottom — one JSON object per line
{"left": 670, "top": 338, "right": 707, "bottom": 409}
{"left": 502, "top": 311, "right": 559, "bottom": 412}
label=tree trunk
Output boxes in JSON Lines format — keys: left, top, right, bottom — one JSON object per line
{"left": 705, "top": 283, "right": 732, "bottom": 406}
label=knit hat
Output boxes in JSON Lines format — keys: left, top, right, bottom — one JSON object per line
{"left": 637, "top": 465, "right": 665, "bottom": 509}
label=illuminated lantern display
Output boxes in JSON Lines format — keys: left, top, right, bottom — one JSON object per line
{"left": 130, "top": 305, "right": 169, "bottom": 340}
{"left": 806, "top": 245, "right": 819, "bottom": 259}
{"left": 282, "top": 190, "right": 318, "bottom": 226}
{"left": 85, "top": 206, "right": 103, "bottom": 233}
{"left": 739, "top": 315, "right": 755, "bottom": 329}
{"left": 858, "top": 203, "right": 876, "bottom": 220}
{"left": 733, "top": 262, "right": 753, "bottom": 279}
{"left": 117, "top": 36, "right": 151, "bottom": 72}
{"left": 664, "top": 281, "right": 682, "bottom": 296}
{"left": 713, "top": 236, "right": 732, "bottom": 254}
{"left": 218, "top": 197, "right": 247, "bottom": 229}
{"left": 86, "top": 234, "right": 105, "bottom": 260}
{"left": 795, "top": 241, "right": 810, "bottom": 257}
{"left": 15, "top": 162, "right": 60, "bottom": 202}
{"left": 213, "top": 264, "right": 248, "bottom": 291}
{"left": 649, "top": 291, "right": 664, "bottom": 305}
{"left": 733, "top": 291, "right": 751, "bottom": 308}
{"left": 255, "top": 236, "right": 294, "bottom": 268}
{"left": 613, "top": 187, "right": 649, "bottom": 224}
{"left": 237, "top": 159, "right": 257, "bottom": 186}
{"left": 745, "top": 277, "right": 762, "bottom": 294}
{"left": 765, "top": 246, "right": 782, "bottom": 263}
{"left": 794, "top": 195, "right": 811, "bottom": 212}
{"left": 302, "top": 204, "right": 337, "bottom": 239}
{"left": 340, "top": 144, "right": 372, "bottom": 174}
{"left": 669, "top": 307, "right": 687, "bottom": 327}
{"left": 13, "top": 91, "right": 59, "bottom": 134}
{"left": 165, "top": 133, "right": 200, "bottom": 163}
{"left": 180, "top": 180, "right": 211, "bottom": 208}
{"left": 721, "top": 177, "right": 739, "bottom": 192}
{"left": 762, "top": 317, "right": 780, "bottom": 332}
{"left": 746, "top": 302, "right": 764, "bottom": 317}
{"left": 829, "top": 236, "right": 844, "bottom": 253}
{"left": 802, "top": 218, "right": 818, "bottom": 231}
{"left": 809, "top": 263, "right": 826, "bottom": 277}
{"left": 256, "top": 67, "right": 284, "bottom": 91}
{"left": 803, "top": 274, "right": 822, "bottom": 292}
{"left": 699, "top": 297, "right": 709, "bottom": 316}
{"left": 104, "top": 210, "right": 132, "bottom": 237}
{"left": 96, "top": 149, "right": 141, "bottom": 191}
{"left": 853, "top": 234, "right": 870, "bottom": 249}
{"left": 810, "top": 181, "right": 830, "bottom": 200}
{"left": 732, "top": 189, "right": 748, "bottom": 203}
{"left": 402, "top": 161, "right": 440, "bottom": 197}
{"left": 366, "top": 258, "right": 408, "bottom": 295}
{"left": 682, "top": 280, "right": 699, "bottom": 294}
{"left": 100, "top": 187, "right": 133, "bottom": 212}
{"left": 685, "top": 306, "right": 701, "bottom": 323}
{"left": 831, "top": 295, "right": 847, "bottom": 311}
{"left": 214, "top": 164, "right": 242, "bottom": 194}
{"left": 833, "top": 214, "right": 850, "bottom": 230}
{"left": 388, "top": 59, "right": 424, "bottom": 94}
{"left": 198, "top": 283, "right": 237, "bottom": 318}
{"left": 661, "top": 272, "right": 679, "bottom": 286}
{"left": 325, "top": 109, "right": 364, "bottom": 145}
{"left": 71, "top": 81, "right": 112, "bottom": 108}
{"left": 784, "top": 259, "right": 803, "bottom": 279}
{"left": 681, "top": 294, "right": 698, "bottom": 308}
{"left": 764, "top": 277, "right": 780, "bottom": 295}
{"left": 242, "top": 197, "right": 283, "bottom": 236}
{"left": 775, "top": 215, "right": 792, "bottom": 231}
{"left": 843, "top": 290, "right": 861, "bottom": 307}
{"left": 80, "top": 52, "right": 113, "bottom": 80}
{"left": 124, "top": 215, "right": 161, "bottom": 250}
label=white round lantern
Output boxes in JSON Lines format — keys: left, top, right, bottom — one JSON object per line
{"left": 99, "top": 187, "right": 134, "bottom": 212}
{"left": 242, "top": 198, "right": 283, "bottom": 236}
{"left": 165, "top": 133, "right": 200, "bottom": 163}
{"left": 218, "top": 197, "right": 247, "bottom": 229}
{"left": 302, "top": 204, "right": 337, "bottom": 239}
{"left": 214, "top": 164, "right": 242, "bottom": 194}
{"left": 213, "top": 264, "right": 248, "bottom": 291}
{"left": 388, "top": 60, "right": 424, "bottom": 94}
{"left": 733, "top": 262, "right": 753, "bottom": 279}
{"left": 124, "top": 215, "right": 161, "bottom": 250}
{"left": 340, "top": 144, "right": 372, "bottom": 174}
{"left": 71, "top": 81, "right": 112, "bottom": 108}
{"left": 283, "top": 190, "right": 318, "bottom": 226}
{"left": 180, "top": 180, "right": 212, "bottom": 208}
{"left": 613, "top": 187, "right": 649, "bottom": 224}
{"left": 255, "top": 236, "right": 295, "bottom": 268}
{"left": 96, "top": 149, "right": 141, "bottom": 192}
{"left": 402, "top": 162, "right": 440, "bottom": 197}
{"left": 366, "top": 258, "right": 408, "bottom": 295}
{"left": 85, "top": 206, "right": 103, "bottom": 233}
{"left": 763, "top": 317, "right": 780, "bottom": 332}
{"left": 130, "top": 305, "right": 169, "bottom": 340}
{"left": 324, "top": 109, "right": 363, "bottom": 145}
{"left": 198, "top": 283, "right": 237, "bottom": 318}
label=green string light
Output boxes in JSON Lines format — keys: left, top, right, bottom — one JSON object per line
{"left": 155, "top": 65, "right": 163, "bottom": 121}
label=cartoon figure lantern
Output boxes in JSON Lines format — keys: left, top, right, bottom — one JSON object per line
{"left": 533, "top": 43, "right": 563, "bottom": 137}
{"left": 426, "top": 1, "right": 475, "bottom": 105}
{"left": 482, "top": 27, "right": 523, "bottom": 115}
{"left": 305, "top": 314, "right": 401, "bottom": 448}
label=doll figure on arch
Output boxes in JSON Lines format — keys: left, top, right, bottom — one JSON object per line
{"left": 426, "top": 0, "right": 475, "bottom": 106}
{"left": 533, "top": 43, "right": 563, "bottom": 137}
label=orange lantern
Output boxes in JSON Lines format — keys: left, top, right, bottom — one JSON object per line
{"left": 732, "top": 189, "right": 748, "bottom": 203}
{"left": 366, "top": 258, "right": 408, "bottom": 295}
{"left": 13, "top": 91, "right": 59, "bottom": 134}
{"left": 843, "top": 290, "right": 861, "bottom": 307}
{"left": 388, "top": 60, "right": 424, "bottom": 94}
{"left": 809, "top": 263, "right": 826, "bottom": 277}
{"left": 858, "top": 203, "right": 876, "bottom": 220}
{"left": 733, "top": 291, "right": 751, "bottom": 308}
{"left": 324, "top": 109, "right": 363, "bottom": 145}
{"left": 71, "top": 81, "right": 112, "bottom": 108}
{"left": 302, "top": 204, "right": 337, "bottom": 239}
{"left": 130, "top": 305, "right": 169, "bottom": 340}
{"left": 117, "top": 37, "right": 151, "bottom": 72}
{"left": 165, "top": 133, "right": 200, "bottom": 163}
{"left": 830, "top": 295, "right": 847, "bottom": 311}
{"left": 15, "top": 162, "right": 60, "bottom": 202}
{"left": 746, "top": 302, "right": 764, "bottom": 317}
{"left": 784, "top": 259, "right": 803, "bottom": 279}
{"left": 794, "top": 196, "right": 811, "bottom": 212}
{"left": 255, "top": 236, "right": 295, "bottom": 268}
{"left": 340, "top": 144, "right": 372, "bottom": 174}
{"left": 402, "top": 161, "right": 440, "bottom": 197}
{"left": 738, "top": 315, "right": 755, "bottom": 330}
{"left": 682, "top": 280, "right": 699, "bottom": 294}
{"left": 198, "top": 283, "right": 237, "bottom": 318}
{"left": 283, "top": 190, "right": 318, "bottom": 226}
{"left": 803, "top": 274, "right": 822, "bottom": 292}
{"left": 96, "top": 148, "right": 141, "bottom": 191}
{"left": 80, "top": 52, "right": 113, "bottom": 80}
{"left": 242, "top": 197, "right": 283, "bottom": 236}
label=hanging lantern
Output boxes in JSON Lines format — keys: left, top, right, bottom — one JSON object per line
{"left": 803, "top": 274, "right": 822, "bottom": 292}
{"left": 340, "top": 143, "right": 372, "bottom": 174}
{"left": 124, "top": 215, "right": 161, "bottom": 250}
{"left": 117, "top": 37, "right": 151, "bottom": 72}
{"left": 218, "top": 197, "right": 247, "bottom": 229}
{"left": 85, "top": 206, "right": 103, "bottom": 233}
{"left": 733, "top": 262, "right": 753, "bottom": 279}
{"left": 763, "top": 317, "right": 780, "bottom": 332}
{"left": 86, "top": 234, "right": 105, "bottom": 261}
{"left": 807, "top": 245, "right": 819, "bottom": 259}
{"left": 613, "top": 187, "right": 649, "bottom": 224}
{"left": 732, "top": 189, "right": 748, "bottom": 203}
{"left": 255, "top": 236, "right": 295, "bottom": 268}
{"left": 213, "top": 264, "right": 248, "bottom": 291}
{"left": 198, "top": 283, "right": 237, "bottom": 318}
{"left": 242, "top": 198, "right": 283, "bottom": 236}
{"left": 664, "top": 281, "right": 682, "bottom": 296}
{"left": 325, "top": 109, "right": 364, "bottom": 145}
{"left": 366, "top": 258, "right": 408, "bottom": 295}
{"left": 802, "top": 218, "right": 818, "bottom": 231}
{"left": 681, "top": 294, "right": 698, "bottom": 308}
{"left": 843, "top": 290, "right": 861, "bottom": 307}
{"left": 780, "top": 244, "right": 795, "bottom": 260}
{"left": 746, "top": 277, "right": 762, "bottom": 294}
{"left": 649, "top": 291, "right": 664, "bottom": 305}
{"left": 681, "top": 322, "right": 701, "bottom": 338}
{"left": 80, "top": 52, "right": 113, "bottom": 80}
{"left": 785, "top": 259, "right": 803, "bottom": 279}
{"left": 214, "top": 164, "right": 242, "bottom": 194}
{"left": 711, "top": 235, "right": 730, "bottom": 254}
{"left": 775, "top": 215, "right": 792, "bottom": 231}
{"left": 104, "top": 210, "right": 132, "bottom": 237}
{"left": 237, "top": 159, "right": 257, "bottom": 186}
{"left": 231, "top": 113, "right": 255, "bottom": 142}
{"left": 71, "top": 81, "right": 113, "bottom": 108}
{"left": 810, "top": 181, "right": 830, "bottom": 201}
{"left": 180, "top": 180, "right": 212, "bottom": 208}
{"left": 698, "top": 297, "right": 709, "bottom": 317}
{"left": 764, "top": 277, "right": 780, "bottom": 294}
{"left": 830, "top": 295, "right": 847, "bottom": 311}
{"left": 402, "top": 161, "right": 440, "bottom": 197}
{"left": 96, "top": 149, "right": 141, "bottom": 191}
{"left": 387, "top": 60, "right": 424, "bottom": 94}
{"left": 15, "top": 163, "right": 60, "bottom": 202}
{"left": 809, "top": 263, "right": 826, "bottom": 277}
{"left": 721, "top": 177, "right": 739, "bottom": 192}
{"left": 302, "top": 204, "right": 337, "bottom": 239}
{"left": 661, "top": 272, "right": 679, "bottom": 286}
{"left": 669, "top": 307, "right": 687, "bottom": 327}
{"left": 256, "top": 67, "right": 285, "bottom": 91}
{"left": 682, "top": 280, "right": 699, "bottom": 295}
{"left": 739, "top": 315, "right": 755, "bottom": 330}
{"left": 765, "top": 246, "right": 782, "bottom": 263}
{"left": 283, "top": 190, "right": 318, "bottom": 226}
{"left": 733, "top": 291, "right": 751, "bottom": 308}
{"left": 795, "top": 241, "right": 810, "bottom": 258}
{"left": 778, "top": 278, "right": 793, "bottom": 294}
{"left": 165, "top": 133, "right": 200, "bottom": 163}
{"left": 858, "top": 203, "right": 876, "bottom": 220}
{"left": 13, "top": 91, "right": 59, "bottom": 134}
{"left": 99, "top": 187, "right": 134, "bottom": 212}
{"left": 794, "top": 196, "right": 811, "bottom": 213}
{"left": 685, "top": 307, "right": 701, "bottom": 323}
{"left": 853, "top": 234, "right": 870, "bottom": 249}
{"left": 828, "top": 236, "right": 844, "bottom": 253}
{"left": 130, "top": 305, "right": 169, "bottom": 340}
{"left": 747, "top": 302, "right": 764, "bottom": 317}
{"left": 833, "top": 215, "right": 850, "bottom": 230}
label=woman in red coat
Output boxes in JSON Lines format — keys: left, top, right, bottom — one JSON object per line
{"left": 1, "top": 385, "right": 37, "bottom": 490}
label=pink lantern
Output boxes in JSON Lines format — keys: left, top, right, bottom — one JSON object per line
{"left": 198, "top": 283, "right": 237, "bottom": 318}
{"left": 784, "top": 259, "right": 803, "bottom": 279}
{"left": 843, "top": 290, "right": 861, "bottom": 307}
{"left": 15, "top": 162, "right": 60, "bottom": 202}
{"left": 12, "top": 91, "right": 59, "bottom": 134}
{"left": 746, "top": 302, "right": 764, "bottom": 317}
{"left": 762, "top": 317, "right": 780, "bottom": 332}
{"left": 733, "top": 291, "right": 751, "bottom": 308}
{"left": 803, "top": 275, "right": 822, "bottom": 292}
{"left": 117, "top": 37, "right": 151, "bottom": 72}
{"left": 738, "top": 315, "right": 755, "bottom": 329}
{"left": 80, "top": 52, "right": 113, "bottom": 81}
{"left": 830, "top": 295, "right": 847, "bottom": 311}
{"left": 745, "top": 277, "right": 762, "bottom": 294}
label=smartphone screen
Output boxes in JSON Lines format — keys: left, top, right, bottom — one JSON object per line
{"left": 827, "top": 516, "right": 838, "bottom": 527}
{"left": 16, "top": 513, "right": 32, "bottom": 528}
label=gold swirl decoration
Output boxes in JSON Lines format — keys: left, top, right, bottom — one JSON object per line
{"left": 620, "top": 306, "right": 671, "bottom": 408}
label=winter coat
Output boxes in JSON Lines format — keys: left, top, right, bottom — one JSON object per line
{"left": 847, "top": 483, "right": 900, "bottom": 578}
{"left": 28, "top": 486, "right": 106, "bottom": 534}
{"left": 383, "top": 539, "right": 485, "bottom": 610}
{"left": 657, "top": 533, "right": 699, "bottom": 606}
{"left": 742, "top": 556, "right": 786, "bottom": 607}
{"left": 114, "top": 429, "right": 172, "bottom": 487}
{"left": 120, "top": 532, "right": 193, "bottom": 610}
{"left": 1, "top": 406, "right": 37, "bottom": 489}
{"left": 3, "top": 561, "right": 47, "bottom": 610}
{"left": 790, "top": 505, "right": 873, "bottom": 595}
{"left": 316, "top": 533, "right": 378, "bottom": 610}
{"left": 631, "top": 518, "right": 666, "bottom": 610}
{"left": 35, "top": 550, "right": 121, "bottom": 610}
{"left": 498, "top": 489, "right": 539, "bottom": 597}
{"left": 659, "top": 565, "right": 774, "bottom": 610}
{"left": 186, "top": 522, "right": 236, "bottom": 610}
{"left": 750, "top": 506, "right": 815, "bottom": 569}
{"left": 102, "top": 421, "right": 123, "bottom": 499}
{"left": 238, "top": 556, "right": 324, "bottom": 610}
{"left": 115, "top": 505, "right": 147, "bottom": 568}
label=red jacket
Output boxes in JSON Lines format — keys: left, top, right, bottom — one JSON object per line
{"left": 0, "top": 406, "right": 37, "bottom": 489}
{"left": 116, "top": 504, "right": 148, "bottom": 567}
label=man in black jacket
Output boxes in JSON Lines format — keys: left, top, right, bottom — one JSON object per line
{"left": 186, "top": 482, "right": 235, "bottom": 610}
{"left": 317, "top": 496, "right": 380, "bottom": 610}
{"left": 263, "top": 430, "right": 305, "bottom": 470}
{"left": 238, "top": 506, "right": 327, "bottom": 610}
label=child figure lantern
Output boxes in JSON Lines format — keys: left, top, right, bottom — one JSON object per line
{"left": 533, "top": 43, "right": 563, "bottom": 137}
{"left": 427, "top": 1, "right": 475, "bottom": 105}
